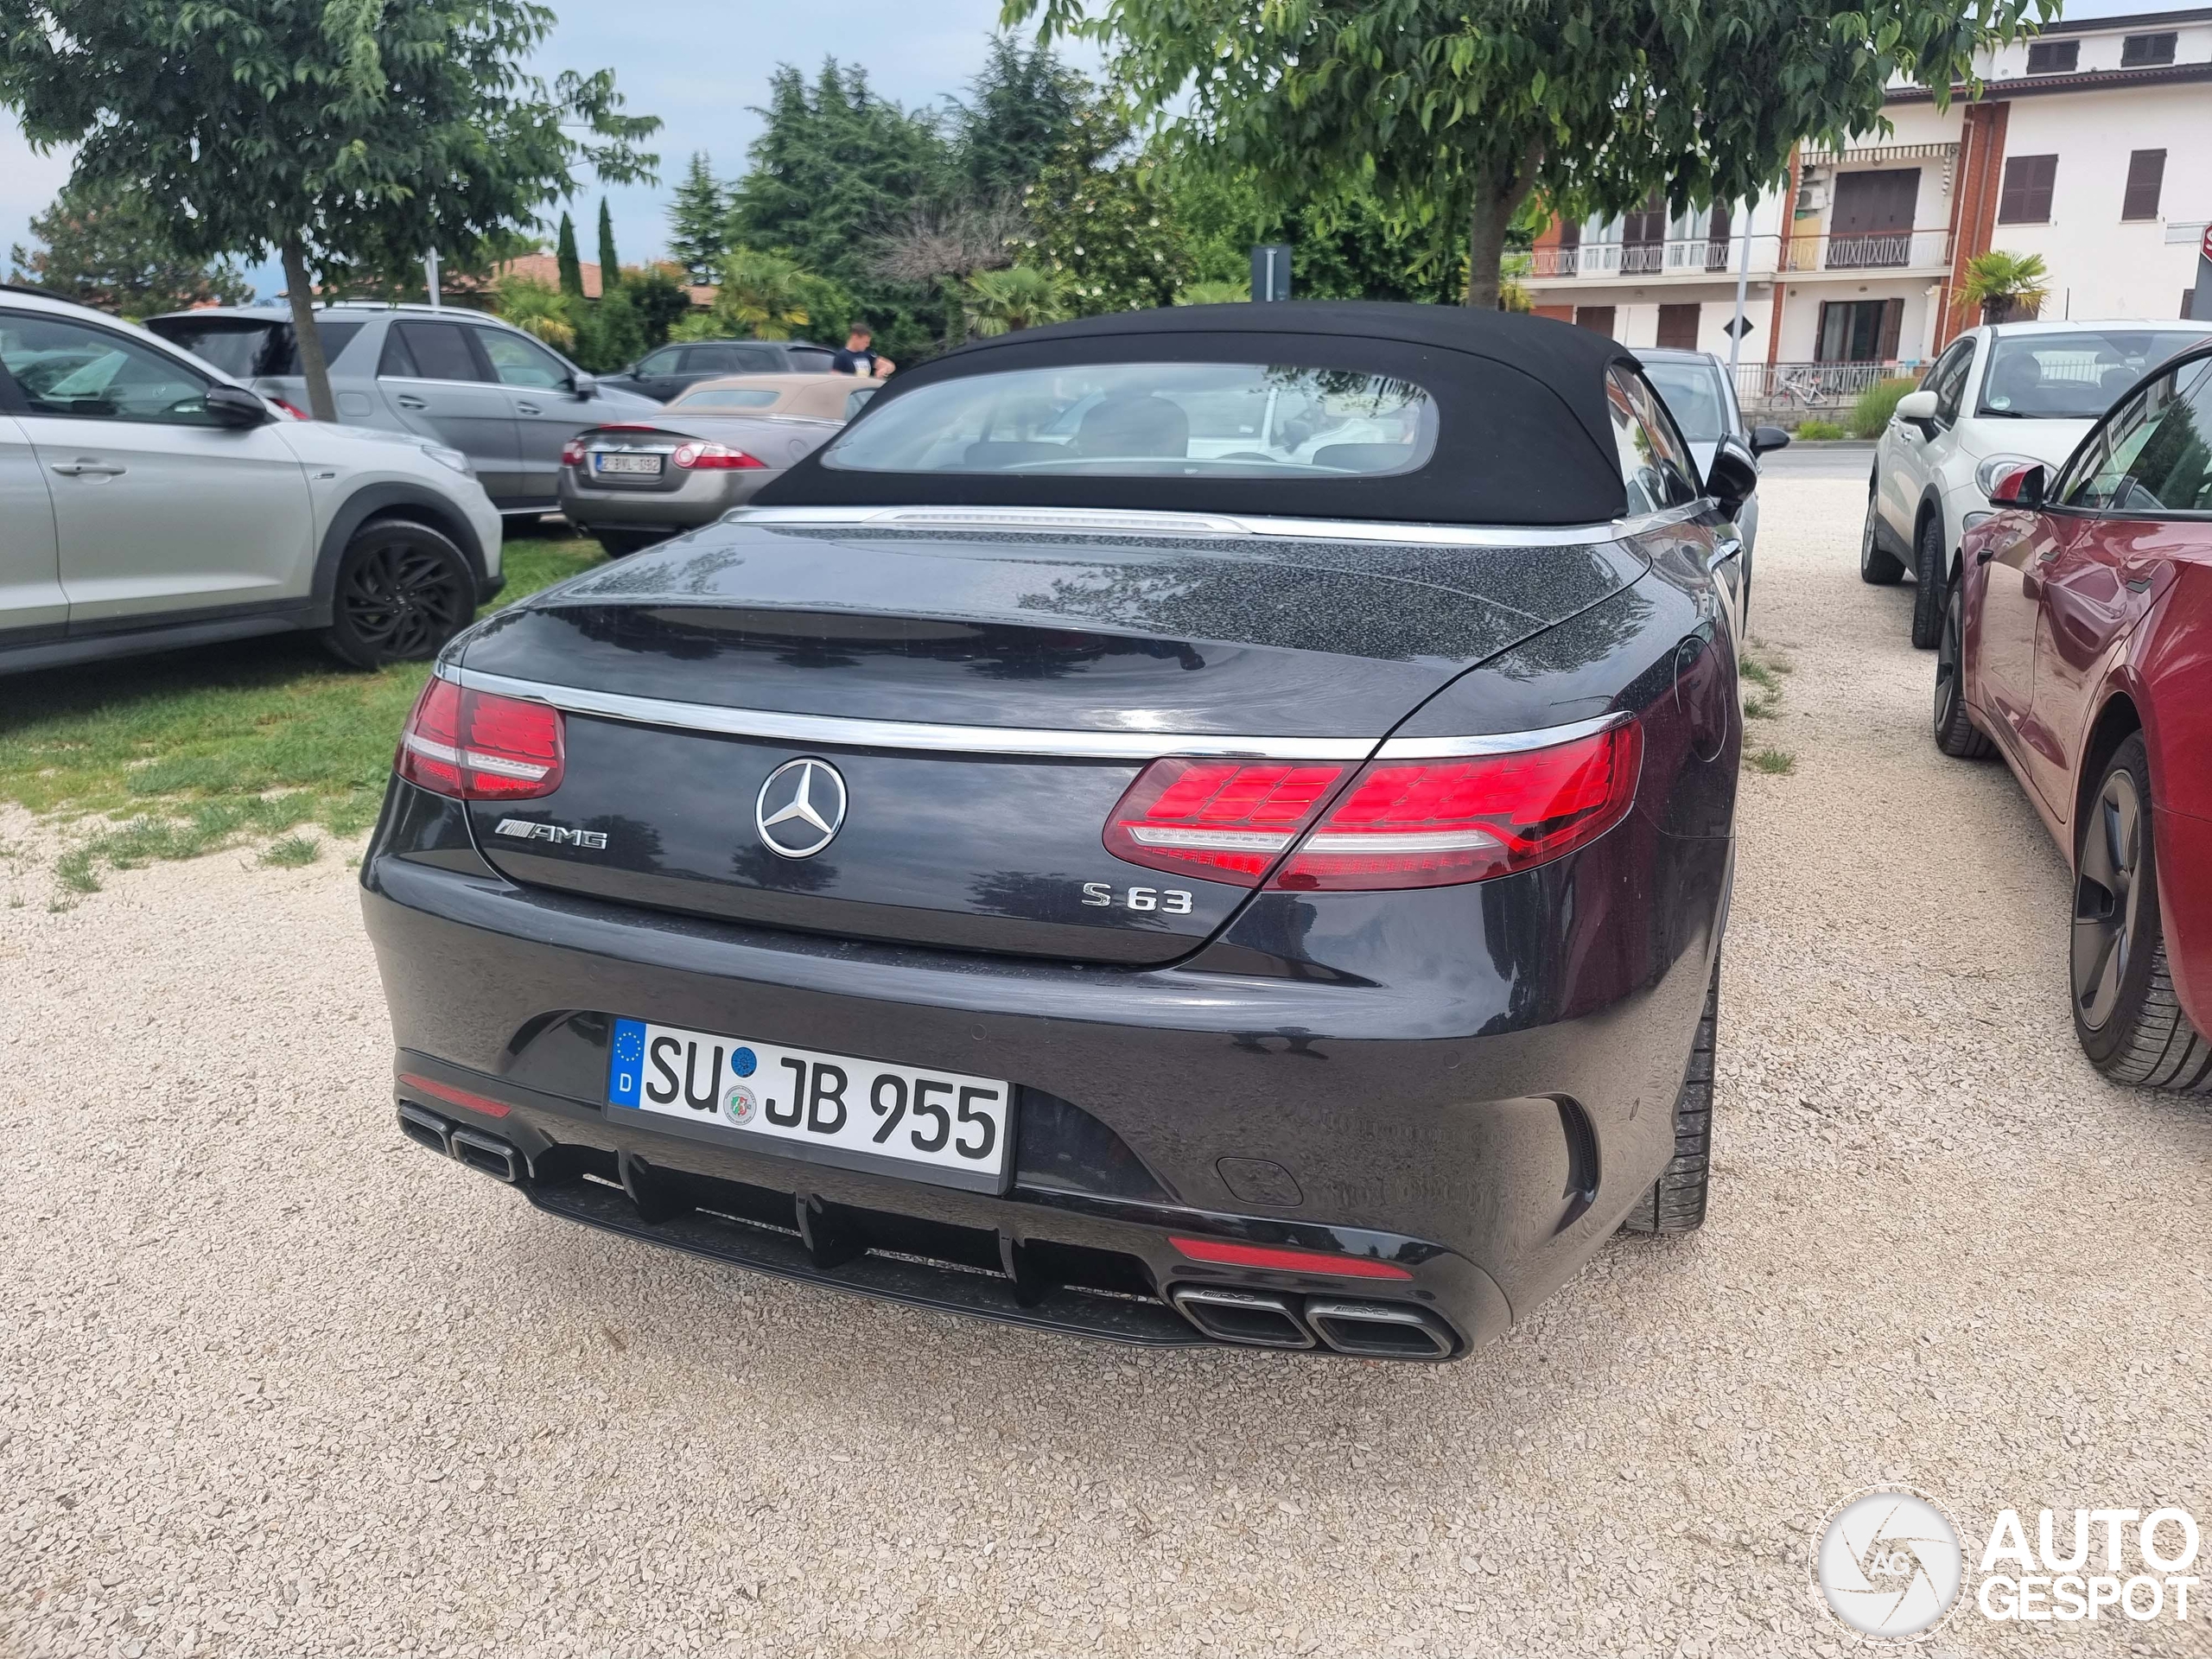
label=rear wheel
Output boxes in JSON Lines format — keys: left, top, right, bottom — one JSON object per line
{"left": 320, "top": 518, "right": 473, "bottom": 669}
{"left": 1933, "top": 578, "right": 1993, "bottom": 758}
{"left": 1619, "top": 962, "right": 1718, "bottom": 1233}
{"left": 1859, "top": 489, "right": 1904, "bottom": 584}
{"left": 2070, "top": 735, "right": 2212, "bottom": 1092}
{"left": 1910, "top": 514, "right": 1948, "bottom": 648}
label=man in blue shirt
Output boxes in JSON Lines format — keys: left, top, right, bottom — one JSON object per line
{"left": 830, "top": 324, "right": 893, "bottom": 378}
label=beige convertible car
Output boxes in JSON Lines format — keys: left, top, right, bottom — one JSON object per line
{"left": 557, "top": 373, "right": 880, "bottom": 556}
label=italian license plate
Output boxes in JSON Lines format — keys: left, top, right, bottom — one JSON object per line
{"left": 607, "top": 1017, "right": 1010, "bottom": 1188}
{"left": 592, "top": 452, "right": 662, "bottom": 476}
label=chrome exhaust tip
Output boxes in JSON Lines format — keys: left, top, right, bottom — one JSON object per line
{"left": 1169, "top": 1286, "right": 1316, "bottom": 1350}
{"left": 1305, "top": 1300, "right": 1456, "bottom": 1360}
{"left": 448, "top": 1126, "right": 524, "bottom": 1184}
{"left": 397, "top": 1102, "right": 452, "bottom": 1156}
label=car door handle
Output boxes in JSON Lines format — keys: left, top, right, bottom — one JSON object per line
{"left": 49, "top": 459, "right": 126, "bottom": 477}
{"left": 514, "top": 401, "right": 543, "bottom": 415}
{"left": 395, "top": 394, "right": 429, "bottom": 410}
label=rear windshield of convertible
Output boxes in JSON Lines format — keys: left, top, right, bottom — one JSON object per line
{"left": 821, "top": 362, "right": 1438, "bottom": 479}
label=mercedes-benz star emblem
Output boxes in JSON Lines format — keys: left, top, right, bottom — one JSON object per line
{"left": 755, "top": 758, "right": 848, "bottom": 859}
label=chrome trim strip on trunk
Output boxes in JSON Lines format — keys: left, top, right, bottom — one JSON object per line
{"left": 721, "top": 502, "right": 1701, "bottom": 548}
{"left": 442, "top": 664, "right": 1625, "bottom": 763}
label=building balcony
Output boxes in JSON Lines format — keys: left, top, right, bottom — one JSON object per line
{"left": 1527, "top": 230, "right": 1951, "bottom": 286}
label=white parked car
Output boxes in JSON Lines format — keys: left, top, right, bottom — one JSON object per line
{"left": 1860, "top": 319, "right": 2208, "bottom": 647}
{"left": 2, "top": 286, "right": 504, "bottom": 673}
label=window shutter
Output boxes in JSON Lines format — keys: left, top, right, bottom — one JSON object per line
{"left": 1999, "top": 156, "right": 2057, "bottom": 224}
{"left": 2120, "top": 32, "right": 2177, "bottom": 67}
{"left": 2025, "top": 40, "right": 2078, "bottom": 74}
{"left": 1875, "top": 300, "right": 1904, "bottom": 363}
{"left": 2122, "top": 151, "right": 2165, "bottom": 221}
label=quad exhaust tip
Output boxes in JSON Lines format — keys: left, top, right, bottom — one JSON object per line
{"left": 1170, "top": 1287, "right": 1315, "bottom": 1350}
{"left": 397, "top": 1103, "right": 524, "bottom": 1185}
{"left": 1305, "top": 1300, "right": 1455, "bottom": 1361}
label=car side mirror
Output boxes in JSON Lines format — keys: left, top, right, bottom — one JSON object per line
{"left": 1895, "top": 389, "right": 1940, "bottom": 432}
{"left": 1749, "top": 424, "right": 1791, "bottom": 456}
{"left": 1706, "top": 436, "right": 1759, "bottom": 515}
{"left": 1987, "top": 462, "right": 2046, "bottom": 507}
{"left": 569, "top": 372, "right": 598, "bottom": 401}
{"left": 204, "top": 385, "right": 272, "bottom": 428}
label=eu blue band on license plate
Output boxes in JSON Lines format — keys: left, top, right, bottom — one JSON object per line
{"left": 608, "top": 1017, "right": 648, "bottom": 1107}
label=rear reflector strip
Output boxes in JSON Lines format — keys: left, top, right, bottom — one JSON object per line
{"left": 398, "top": 1071, "right": 512, "bottom": 1118}
{"left": 1169, "top": 1236, "right": 1414, "bottom": 1281}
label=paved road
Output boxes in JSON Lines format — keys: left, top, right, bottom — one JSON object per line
{"left": 1758, "top": 440, "right": 1873, "bottom": 481}
{"left": 5, "top": 478, "right": 2208, "bottom": 1659}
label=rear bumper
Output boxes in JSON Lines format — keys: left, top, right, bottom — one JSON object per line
{"left": 557, "top": 467, "right": 777, "bottom": 530}
{"left": 361, "top": 792, "right": 1728, "bottom": 1358}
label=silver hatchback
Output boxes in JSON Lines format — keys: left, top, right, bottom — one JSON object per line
{"left": 144, "top": 303, "right": 663, "bottom": 518}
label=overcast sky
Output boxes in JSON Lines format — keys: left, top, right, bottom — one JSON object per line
{"left": 0, "top": 0, "right": 2180, "bottom": 300}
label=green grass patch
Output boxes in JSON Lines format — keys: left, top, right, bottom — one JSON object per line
{"left": 1743, "top": 692, "right": 1778, "bottom": 721}
{"left": 1738, "top": 655, "right": 1782, "bottom": 694}
{"left": 261, "top": 832, "right": 321, "bottom": 868}
{"left": 1793, "top": 418, "right": 1847, "bottom": 442}
{"left": 1748, "top": 747, "right": 1797, "bottom": 775}
{"left": 5, "top": 527, "right": 601, "bottom": 888}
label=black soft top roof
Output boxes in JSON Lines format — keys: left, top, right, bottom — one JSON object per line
{"left": 755, "top": 302, "right": 1647, "bottom": 527}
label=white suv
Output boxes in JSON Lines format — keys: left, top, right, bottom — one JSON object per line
{"left": 1859, "top": 320, "right": 2208, "bottom": 648}
{"left": 2, "top": 287, "right": 504, "bottom": 674}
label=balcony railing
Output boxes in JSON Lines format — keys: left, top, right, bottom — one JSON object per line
{"left": 1529, "top": 229, "right": 1950, "bottom": 280}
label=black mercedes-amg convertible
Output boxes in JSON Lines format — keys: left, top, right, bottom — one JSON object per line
{"left": 362, "top": 303, "right": 1753, "bottom": 1361}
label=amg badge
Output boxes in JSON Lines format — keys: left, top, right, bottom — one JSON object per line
{"left": 493, "top": 818, "right": 608, "bottom": 849}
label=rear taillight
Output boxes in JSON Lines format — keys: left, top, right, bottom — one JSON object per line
{"left": 395, "top": 677, "right": 564, "bottom": 800}
{"left": 1103, "top": 758, "right": 1345, "bottom": 883}
{"left": 1102, "top": 719, "right": 1642, "bottom": 893}
{"left": 560, "top": 437, "right": 586, "bottom": 467}
{"left": 672, "top": 441, "right": 766, "bottom": 470}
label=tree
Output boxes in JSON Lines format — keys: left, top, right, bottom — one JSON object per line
{"left": 1958, "top": 249, "right": 2050, "bottom": 324}
{"left": 621, "top": 263, "right": 698, "bottom": 346}
{"left": 1009, "top": 0, "right": 2053, "bottom": 308}
{"left": 0, "top": 0, "right": 658, "bottom": 418}
{"left": 556, "top": 213, "right": 586, "bottom": 298}
{"left": 667, "top": 152, "right": 730, "bottom": 284}
{"left": 596, "top": 198, "right": 621, "bottom": 294}
{"left": 495, "top": 273, "right": 577, "bottom": 352}
{"left": 1018, "top": 102, "right": 1190, "bottom": 315}
{"left": 8, "top": 175, "right": 253, "bottom": 318}
{"left": 963, "top": 264, "right": 1073, "bottom": 334}
{"left": 674, "top": 247, "right": 849, "bottom": 343}
{"left": 953, "top": 35, "right": 1088, "bottom": 200}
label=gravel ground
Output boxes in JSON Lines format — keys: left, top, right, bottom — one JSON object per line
{"left": 5, "top": 476, "right": 2209, "bottom": 1659}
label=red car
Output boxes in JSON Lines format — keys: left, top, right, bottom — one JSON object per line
{"left": 1938, "top": 340, "right": 2212, "bottom": 1092}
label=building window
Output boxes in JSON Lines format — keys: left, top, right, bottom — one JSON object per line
{"left": 1573, "top": 305, "right": 1617, "bottom": 339}
{"left": 1656, "top": 304, "right": 1702, "bottom": 351}
{"left": 1998, "top": 154, "right": 2058, "bottom": 224}
{"left": 2025, "top": 40, "right": 2079, "bottom": 74}
{"left": 2120, "top": 32, "right": 2177, "bottom": 67}
{"left": 1815, "top": 299, "right": 1904, "bottom": 365}
{"left": 2123, "top": 150, "right": 2166, "bottom": 221}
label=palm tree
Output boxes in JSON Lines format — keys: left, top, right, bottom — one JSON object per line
{"left": 493, "top": 274, "right": 577, "bottom": 352}
{"left": 963, "top": 264, "right": 1073, "bottom": 335}
{"left": 1957, "top": 250, "right": 2051, "bottom": 326}
{"left": 708, "top": 248, "right": 814, "bottom": 340}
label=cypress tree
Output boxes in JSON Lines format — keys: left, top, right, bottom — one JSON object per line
{"left": 555, "top": 212, "right": 584, "bottom": 296}
{"left": 596, "top": 197, "right": 620, "bottom": 292}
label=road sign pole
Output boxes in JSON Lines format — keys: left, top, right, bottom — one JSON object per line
{"left": 425, "top": 249, "right": 442, "bottom": 310}
{"left": 1728, "top": 199, "right": 1752, "bottom": 379}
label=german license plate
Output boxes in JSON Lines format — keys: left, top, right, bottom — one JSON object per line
{"left": 592, "top": 452, "right": 662, "bottom": 476}
{"left": 607, "top": 1017, "right": 1010, "bottom": 1187}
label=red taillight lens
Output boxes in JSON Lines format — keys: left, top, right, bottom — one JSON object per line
{"left": 395, "top": 677, "right": 564, "bottom": 800}
{"left": 1103, "top": 758, "right": 1346, "bottom": 885}
{"left": 273, "top": 398, "right": 308, "bottom": 421}
{"left": 671, "top": 441, "right": 766, "bottom": 470}
{"left": 1271, "top": 720, "right": 1642, "bottom": 892}
{"left": 560, "top": 437, "right": 587, "bottom": 467}
{"left": 1169, "top": 1236, "right": 1413, "bottom": 1281}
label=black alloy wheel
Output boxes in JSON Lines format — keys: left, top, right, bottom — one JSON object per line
{"left": 2070, "top": 734, "right": 2212, "bottom": 1091}
{"left": 1910, "top": 515, "right": 1947, "bottom": 648}
{"left": 322, "top": 519, "right": 474, "bottom": 669}
{"left": 1933, "top": 579, "right": 1992, "bottom": 758}
{"left": 1859, "top": 488, "right": 1904, "bottom": 584}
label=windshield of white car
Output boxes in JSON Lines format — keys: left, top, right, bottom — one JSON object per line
{"left": 1641, "top": 360, "right": 1731, "bottom": 442}
{"left": 1977, "top": 330, "right": 2209, "bottom": 420}
{"left": 820, "top": 362, "right": 1439, "bottom": 477}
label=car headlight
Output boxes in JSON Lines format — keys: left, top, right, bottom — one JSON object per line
{"left": 1974, "top": 454, "right": 2042, "bottom": 499}
{"left": 1961, "top": 510, "right": 1995, "bottom": 534}
{"left": 420, "top": 443, "right": 474, "bottom": 477}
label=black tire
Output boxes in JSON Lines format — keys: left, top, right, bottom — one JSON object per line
{"left": 1910, "top": 513, "right": 1947, "bottom": 649}
{"left": 1619, "top": 962, "right": 1718, "bottom": 1233}
{"left": 594, "top": 529, "right": 664, "bottom": 558}
{"left": 2070, "top": 734, "right": 2212, "bottom": 1092}
{"left": 319, "top": 518, "right": 474, "bottom": 670}
{"left": 1859, "top": 488, "right": 1904, "bottom": 584}
{"left": 1933, "top": 577, "right": 1993, "bottom": 759}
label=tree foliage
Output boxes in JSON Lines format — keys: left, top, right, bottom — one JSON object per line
{"left": 1007, "top": 0, "right": 2054, "bottom": 306}
{"left": 667, "top": 153, "right": 730, "bottom": 283}
{"left": 963, "top": 264, "right": 1074, "bottom": 334}
{"left": 556, "top": 213, "right": 586, "bottom": 297}
{"left": 1017, "top": 105, "right": 1189, "bottom": 315}
{"left": 0, "top": 0, "right": 658, "bottom": 416}
{"left": 596, "top": 198, "right": 621, "bottom": 293}
{"left": 953, "top": 35, "right": 1089, "bottom": 200}
{"left": 673, "top": 248, "right": 851, "bottom": 344}
{"left": 1958, "top": 248, "right": 2050, "bottom": 323}
{"left": 8, "top": 175, "right": 253, "bottom": 318}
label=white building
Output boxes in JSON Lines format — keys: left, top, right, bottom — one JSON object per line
{"left": 1522, "top": 7, "right": 2212, "bottom": 393}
